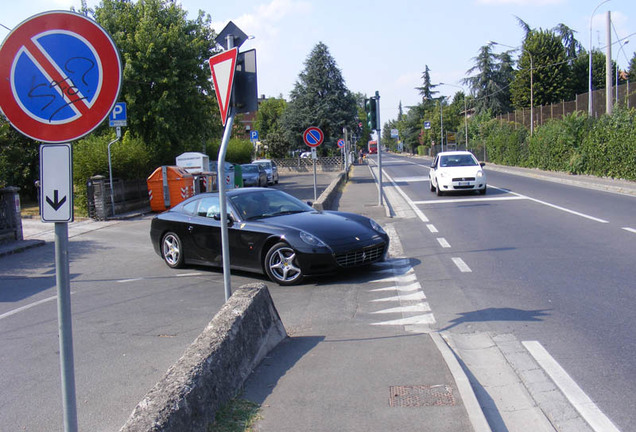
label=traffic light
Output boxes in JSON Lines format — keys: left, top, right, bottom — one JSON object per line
{"left": 365, "top": 97, "right": 378, "bottom": 131}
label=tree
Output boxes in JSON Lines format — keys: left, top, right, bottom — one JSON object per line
{"left": 93, "top": 0, "right": 221, "bottom": 165}
{"left": 464, "top": 43, "right": 513, "bottom": 115}
{"left": 511, "top": 29, "right": 572, "bottom": 108}
{"left": 629, "top": 52, "right": 636, "bottom": 82}
{"left": 571, "top": 49, "right": 613, "bottom": 95}
{"left": 254, "top": 97, "right": 288, "bottom": 157}
{"left": 415, "top": 65, "right": 438, "bottom": 104}
{"left": 281, "top": 42, "right": 358, "bottom": 151}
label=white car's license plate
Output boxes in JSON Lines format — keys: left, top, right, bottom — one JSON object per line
{"left": 459, "top": 181, "right": 469, "bottom": 186}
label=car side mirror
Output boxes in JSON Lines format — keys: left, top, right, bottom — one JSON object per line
{"left": 431, "top": 163, "right": 436, "bottom": 168}
{"left": 480, "top": 162, "right": 486, "bottom": 167}
{"left": 213, "top": 213, "right": 234, "bottom": 226}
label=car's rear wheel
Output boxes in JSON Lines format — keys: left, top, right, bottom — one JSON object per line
{"left": 162, "top": 232, "right": 184, "bottom": 268}
{"left": 264, "top": 242, "right": 303, "bottom": 285}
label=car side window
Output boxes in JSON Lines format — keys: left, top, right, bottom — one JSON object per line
{"left": 197, "top": 197, "right": 220, "bottom": 218}
{"left": 182, "top": 200, "right": 198, "bottom": 216}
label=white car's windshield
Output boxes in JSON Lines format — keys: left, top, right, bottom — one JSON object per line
{"left": 440, "top": 155, "right": 477, "bottom": 167}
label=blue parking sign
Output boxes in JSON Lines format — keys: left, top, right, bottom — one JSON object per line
{"left": 250, "top": 130, "right": 259, "bottom": 141}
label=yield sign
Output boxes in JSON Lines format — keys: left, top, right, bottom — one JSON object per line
{"left": 209, "top": 48, "right": 238, "bottom": 126}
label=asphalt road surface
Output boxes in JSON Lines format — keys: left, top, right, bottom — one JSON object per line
{"left": 373, "top": 152, "right": 636, "bottom": 431}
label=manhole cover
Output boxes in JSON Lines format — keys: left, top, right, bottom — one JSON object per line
{"left": 389, "top": 385, "right": 456, "bottom": 407}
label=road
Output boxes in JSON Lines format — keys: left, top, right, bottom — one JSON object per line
{"left": 0, "top": 171, "right": 338, "bottom": 432}
{"left": 373, "top": 152, "right": 636, "bottom": 431}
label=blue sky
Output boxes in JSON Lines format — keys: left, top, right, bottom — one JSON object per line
{"left": 2, "top": 0, "right": 635, "bottom": 123}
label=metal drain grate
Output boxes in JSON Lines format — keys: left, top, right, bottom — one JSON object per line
{"left": 389, "top": 385, "right": 456, "bottom": 407}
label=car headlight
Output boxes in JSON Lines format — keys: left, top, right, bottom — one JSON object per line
{"left": 300, "top": 231, "right": 327, "bottom": 247}
{"left": 476, "top": 170, "right": 484, "bottom": 178}
{"left": 370, "top": 219, "right": 386, "bottom": 234}
{"left": 439, "top": 171, "right": 448, "bottom": 178}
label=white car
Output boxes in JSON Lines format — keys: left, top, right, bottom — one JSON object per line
{"left": 429, "top": 151, "right": 487, "bottom": 196}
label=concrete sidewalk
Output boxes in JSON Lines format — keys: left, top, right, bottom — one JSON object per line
{"left": 242, "top": 164, "right": 489, "bottom": 432}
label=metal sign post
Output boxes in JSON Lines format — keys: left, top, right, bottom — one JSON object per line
{"left": 374, "top": 92, "right": 384, "bottom": 206}
{"left": 210, "top": 21, "right": 254, "bottom": 301}
{"left": 303, "top": 126, "right": 324, "bottom": 202}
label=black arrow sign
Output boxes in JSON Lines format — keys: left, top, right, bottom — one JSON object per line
{"left": 46, "top": 190, "right": 67, "bottom": 211}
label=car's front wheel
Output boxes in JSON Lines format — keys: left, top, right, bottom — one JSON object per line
{"left": 435, "top": 178, "right": 444, "bottom": 196}
{"left": 264, "top": 242, "right": 303, "bottom": 285}
{"left": 429, "top": 178, "right": 436, "bottom": 192}
{"left": 162, "top": 232, "right": 184, "bottom": 268}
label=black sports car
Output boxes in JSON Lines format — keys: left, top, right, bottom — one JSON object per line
{"left": 150, "top": 188, "right": 389, "bottom": 285}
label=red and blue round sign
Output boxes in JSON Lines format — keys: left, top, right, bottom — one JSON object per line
{"left": 0, "top": 11, "right": 122, "bottom": 143}
{"left": 303, "top": 126, "right": 324, "bottom": 148}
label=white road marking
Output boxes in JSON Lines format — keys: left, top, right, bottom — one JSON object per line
{"left": 369, "top": 273, "right": 418, "bottom": 283}
{"left": 381, "top": 169, "right": 430, "bottom": 223}
{"left": 392, "top": 176, "right": 429, "bottom": 182}
{"left": 506, "top": 191, "right": 609, "bottom": 223}
{"left": 622, "top": 227, "right": 636, "bottom": 234}
{"left": 437, "top": 237, "right": 451, "bottom": 248}
{"left": 372, "top": 303, "right": 432, "bottom": 314}
{"left": 371, "top": 313, "right": 436, "bottom": 326}
{"left": 413, "top": 196, "right": 526, "bottom": 205}
{"left": 452, "top": 257, "right": 472, "bottom": 273}
{"left": 427, "top": 224, "right": 438, "bottom": 233}
{"left": 523, "top": 341, "right": 621, "bottom": 432}
{"left": 0, "top": 294, "right": 73, "bottom": 321}
{"left": 372, "top": 291, "right": 426, "bottom": 302}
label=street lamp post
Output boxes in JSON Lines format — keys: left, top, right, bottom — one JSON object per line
{"left": 589, "top": 0, "right": 612, "bottom": 116}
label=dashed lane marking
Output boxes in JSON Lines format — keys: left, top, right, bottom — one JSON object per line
{"left": 452, "top": 257, "right": 472, "bottom": 273}
{"left": 437, "top": 238, "right": 451, "bottom": 248}
{"left": 622, "top": 227, "right": 636, "bottom": 234}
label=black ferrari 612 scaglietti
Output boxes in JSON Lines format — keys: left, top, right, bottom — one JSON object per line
{"left": 150, "top": 188, "right": 389, "bottom": 285}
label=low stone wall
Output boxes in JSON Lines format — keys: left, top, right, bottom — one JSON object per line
{"left": 312, "top": 167, "right": 349, "bottom": 211}
{"left": 120, "top": 284, "right": 287, "bottom": 432}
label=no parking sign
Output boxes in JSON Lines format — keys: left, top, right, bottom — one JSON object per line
{"left": 0, "top": 11, "right": 122, "bottom": 143}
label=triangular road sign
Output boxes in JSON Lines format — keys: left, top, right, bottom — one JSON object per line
{"left": 209, "top": 48, "right": 238, "bottom": 126}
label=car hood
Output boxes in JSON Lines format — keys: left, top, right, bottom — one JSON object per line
{"left": 438, "top": 166, "right": 483, "bottom": 177}
{"left": 263, "top": 211, "right": 380, "bottom": 245}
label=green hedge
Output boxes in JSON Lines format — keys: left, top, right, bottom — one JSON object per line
{"left": 480, "top": 108, "right": 636, "bottom": 180}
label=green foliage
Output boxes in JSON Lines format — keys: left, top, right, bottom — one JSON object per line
{"left": 254, "top": 98, "right": 289, "bottom": 157}
{"left": 0, "top": 117, "right": 39, "bottom": 200}
{"left": 579, "top": 108, "right": 636, "bottom": 179}
{"left": 526, "top": 112, "right": 591, "bottom": 171}
{"left": 73, "top": 131, "right": 152, "bottom": 213}
{"left": 479, "top": 119, "right": 528, "bottom": 166}
{"left": 511, "top": 29, "right": 572, "bottom": 108}
{"left": 208, "top": 138, "right": 254, "bottom": 164}
{"left": 282, "top": 42, "right": 358, "bottom": 150}
{"left": 94, "top": 0, "right": 222, "bottom": 166}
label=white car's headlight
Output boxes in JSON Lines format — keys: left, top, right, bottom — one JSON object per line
{"left": 476, "top": 170, "right": 484, "bottom": 178}
{"left": 370, "top": 219, "right": 386, "bottom": 234}
{"left": 439, "top": 171, "right": 448, "bottom": 178}
{"left": 300, "top": 231, "right": 327, "bottom": 247}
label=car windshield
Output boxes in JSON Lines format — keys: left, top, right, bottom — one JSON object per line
{"left": 440, "top": 154, "right": 477, "bottom": 167}
{"left": 229, "top": 190, "right": 313, "bottom": 220}
{"left": 242, "top": 165, "right": 258, "bottom": 173}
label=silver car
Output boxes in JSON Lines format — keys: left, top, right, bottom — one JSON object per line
{"left": 252, "top": 159, "right": 279, "bottom": 185}
{"left": 241, "top": 163, "right": 267, "bottom": 187}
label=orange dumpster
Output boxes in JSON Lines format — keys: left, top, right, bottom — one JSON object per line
{"left": 147, "top": 166, "right": 194, "bottom": 212}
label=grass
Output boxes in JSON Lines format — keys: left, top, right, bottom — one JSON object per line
{"left": 209, "top": 398, "right": 262, "bottom": 432}
{"left": 20, "top": 200, "right": 40, "bottom": 218}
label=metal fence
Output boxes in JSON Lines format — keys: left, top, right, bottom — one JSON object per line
{"left": 497, "top": 81, "right": 636, "bottom": 127}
